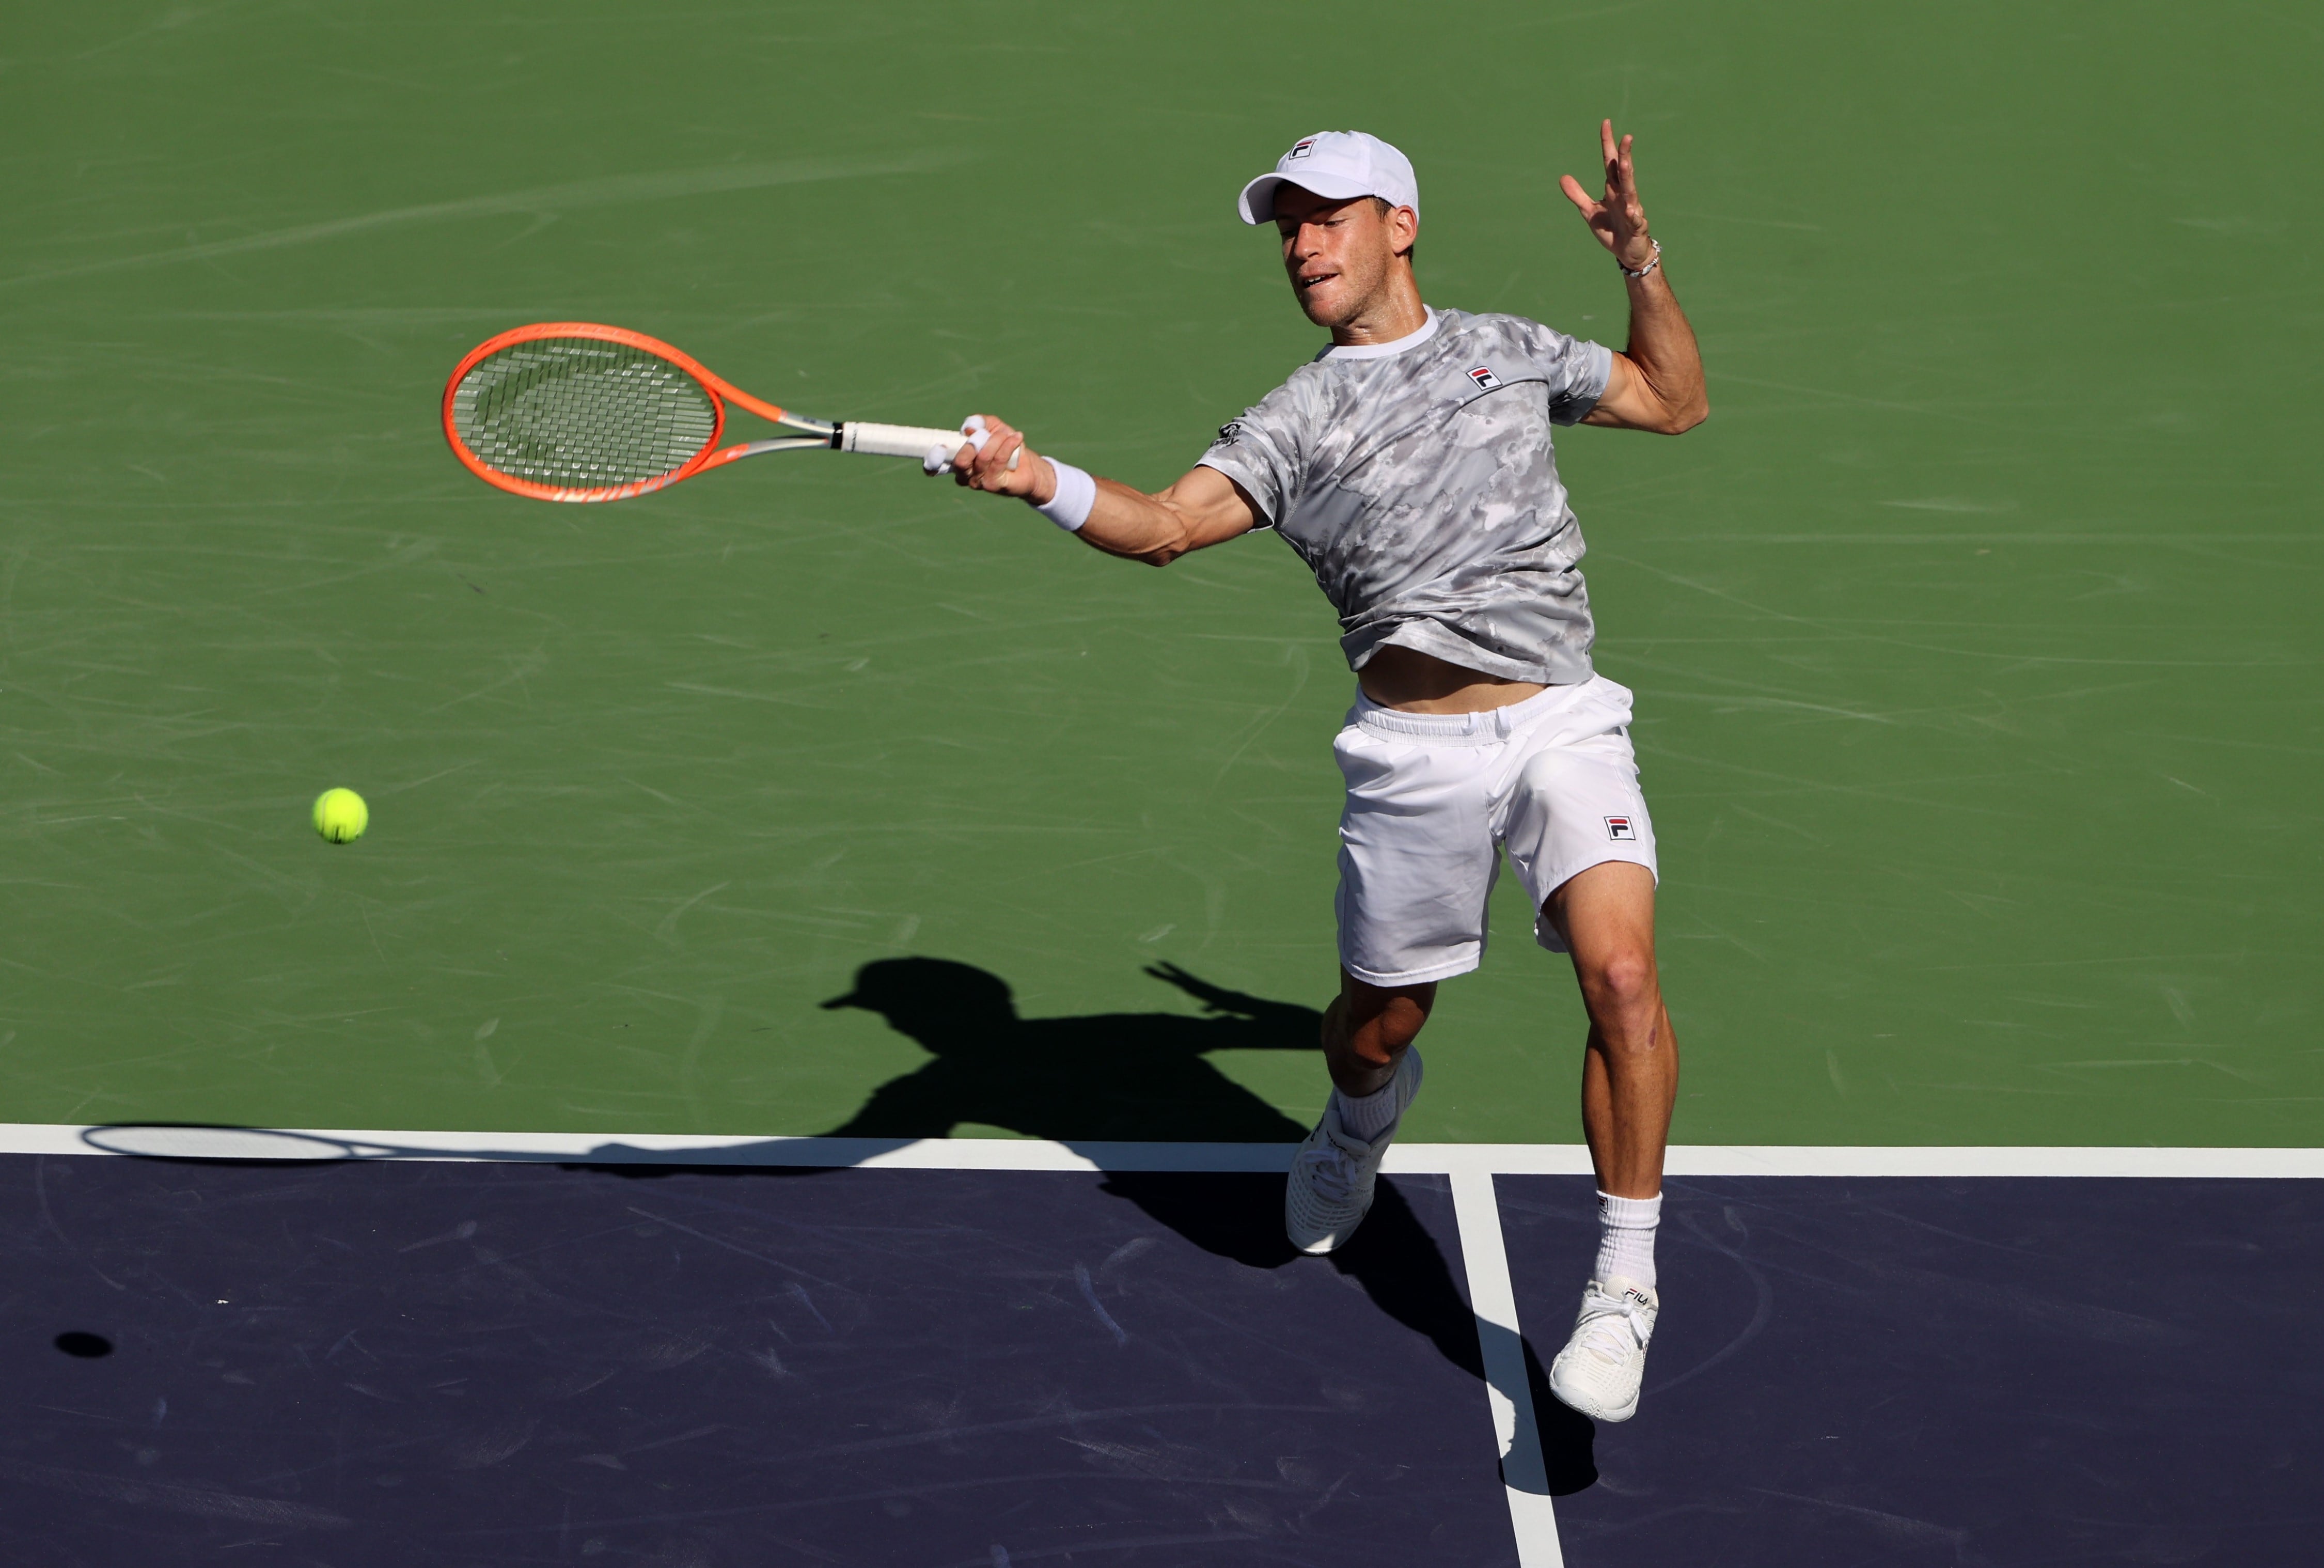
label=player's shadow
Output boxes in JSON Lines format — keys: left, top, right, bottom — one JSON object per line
{"left": 818, "top": 957, "right": 1315, "bottom": 1145}
{"left": 811, "top": 956, "right": 1596, "bottom": 1494}
{"left": 820, "top": 957, "right": 1481, "bottom": 1369}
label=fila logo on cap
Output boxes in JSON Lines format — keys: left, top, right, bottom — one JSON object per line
{"left": 1605, "top": 815, "right": 1637, "bottom": 840}
{"left": 1287, "top": 137, "right": 1317, "bottom": 160}
{"left": 1467, "top": 366, "right": 1503, "bottom": 391}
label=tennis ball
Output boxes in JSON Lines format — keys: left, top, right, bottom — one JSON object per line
{"left": 312, "top": 787, "right": 368, "bottom": 844}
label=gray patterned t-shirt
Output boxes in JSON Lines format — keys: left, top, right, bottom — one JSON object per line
{"left": 1197, "top": 307, "right": 1613, "bottom": 684}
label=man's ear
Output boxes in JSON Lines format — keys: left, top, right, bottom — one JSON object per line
{"left": 1390, "top": 204, "right": 1419, "bottom": 259}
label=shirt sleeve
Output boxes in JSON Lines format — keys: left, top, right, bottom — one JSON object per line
{"left": 1513, "top": 318, "right": 1615, "bottom": 426}
{"left": 1193, "top": 377, "right": 1309, "bottom": 531}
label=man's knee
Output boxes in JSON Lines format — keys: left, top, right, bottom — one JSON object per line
{"left": 1577, "top": 948, "right": 1660, "bottom": 1030}
{"left": 1332, "top": 975, "right": 1436, "bottom": 1066}
{"left": 1367, "top": 991, "right": 1432, "bottom": 1054}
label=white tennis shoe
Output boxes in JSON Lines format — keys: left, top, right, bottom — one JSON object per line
{"left": 1283, "top": 1048, "right": 1423, "bottom": 1255}
{"left": 1547, "top": 1276, "right": 1659, "bottom": 1422}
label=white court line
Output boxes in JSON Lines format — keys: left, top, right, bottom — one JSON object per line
{"left": 1451, "top": 1169, "right": 1564, "bottom": 1568}
{"left": 6, "top": 1125, "right": 2319, "bottom": 1179}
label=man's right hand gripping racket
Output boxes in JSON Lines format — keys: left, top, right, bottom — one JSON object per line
{"left": 442, "top": 322, "right": 1012, "bottom": 502}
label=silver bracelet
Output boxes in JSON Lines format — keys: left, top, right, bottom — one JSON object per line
{"left": 1620, "top": 239, "right": 1662, "bottom": 280}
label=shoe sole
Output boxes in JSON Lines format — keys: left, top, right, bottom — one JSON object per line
{"left": 1286, "top": 1186, "right": 1371, "bottom": 1254}
{"left": 1554, "top": 1390, "right": 1637, "bottom": 1422}
{"left": 1547, "top": 1358, "right": 1639, "bottom": 1422}
{"left": 1292, "top": 1226, "right": 1353, "bottom": 1256}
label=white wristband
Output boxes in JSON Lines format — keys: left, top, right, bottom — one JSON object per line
{"left": 1032, "top": 459, "right": 1096, "bottom": 532}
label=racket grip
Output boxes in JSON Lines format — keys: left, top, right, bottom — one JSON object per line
{"left": 838, "top": 422, "right": 968, "bottom": 459}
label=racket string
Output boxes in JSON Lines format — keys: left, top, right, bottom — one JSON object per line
{"left": 452, "top": 339, "right": 718, "bottom": 489}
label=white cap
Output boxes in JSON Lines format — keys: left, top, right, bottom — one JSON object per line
{"left": 1236, "top": 131, "right": 1419, "bottom": 226}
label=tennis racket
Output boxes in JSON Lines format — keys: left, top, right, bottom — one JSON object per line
{"left": 443, "top": 321, "right": 1007, "bottom": 503}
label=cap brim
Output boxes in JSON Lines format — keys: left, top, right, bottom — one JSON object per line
{"left": 1235, "top": 171, "right": 1377, "bottom": 226}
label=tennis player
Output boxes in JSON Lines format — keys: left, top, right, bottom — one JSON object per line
{"left": 936, "top": 123, "right": 1706, "bottom": 1424}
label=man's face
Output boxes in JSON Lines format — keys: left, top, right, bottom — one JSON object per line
{"left": 1273, "top": 186, "right": 1416, "bottom": 330}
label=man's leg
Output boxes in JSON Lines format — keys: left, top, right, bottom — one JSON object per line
{"left": 1545, "top": 859, "right": 1677, "bottom": 1422}
{"left": 1306, "top": 698, "right": 1494, "bottom": 1255}
{"left": 1285, "top": 970, "right": 1438, "bottom": 1254}
{"left": 1550, "top": 863, "right": 1677, "bottom": 1201}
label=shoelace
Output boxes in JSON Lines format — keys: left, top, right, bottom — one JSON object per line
{"left": 1574, "top": 1293, "right": 1653, "bottom": 1364}
{"left": 1295, "top": 1141, "right": 1364, "bottom": 1204}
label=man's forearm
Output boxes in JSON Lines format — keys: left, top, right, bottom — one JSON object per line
{"left": 943, "top": 417, "right": 1254, "bottom": 561}
{"left": 1018, "top": 453, "right": 1190, "bottom": 564}
{"left": 1621, "top": 269, "right": 1707, "bottom": 431}
{"left": 1073, "top": 476, "right": 1205, "bottom": 566}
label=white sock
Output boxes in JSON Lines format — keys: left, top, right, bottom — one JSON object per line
{"left": 1593, "top": 1190, "right": 1662, "bottom": 1289}
{"left": 1333, "top": 1076, "right": 1405, "bottom": 1141}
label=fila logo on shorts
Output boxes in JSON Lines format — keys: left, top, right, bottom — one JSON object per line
{"left": 1287, "top": 137, "right": 1317, "bottom": 160}
{"left": 1466, "top": 366, "right": 1503, "bottom": 391}
{"left": 1605, "top": 816, "right": 1637, "bottom": 840}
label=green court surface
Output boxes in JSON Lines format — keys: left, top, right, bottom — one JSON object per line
{"left": 2, "top": 1, "right": 2316, "bottom": 1149}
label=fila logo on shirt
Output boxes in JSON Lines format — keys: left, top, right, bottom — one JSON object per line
{"left": 1605, "top": 816, "right": 1637, "bottom": 840}
{"left": 1466, "top": 366, "right": 1503, "bottom": 391}
{"left": 1287, "top": 137, "right": 1317, "bottom": 160}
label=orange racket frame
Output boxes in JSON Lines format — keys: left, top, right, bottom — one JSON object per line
{"left": 443, "top": 321, "right": 966, "bottom": 503}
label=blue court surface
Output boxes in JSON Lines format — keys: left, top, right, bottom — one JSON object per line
{"left": 2, "top": 1130, "right": 2316, "bottom": 1565}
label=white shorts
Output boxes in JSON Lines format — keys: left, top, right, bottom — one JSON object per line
{"left": 1332, "top": 674, "right": 1658, "bottom": 985}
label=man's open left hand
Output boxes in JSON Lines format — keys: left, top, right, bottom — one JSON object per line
{"left": 1560, "top": 120, "right": 1657, "bottom": 274}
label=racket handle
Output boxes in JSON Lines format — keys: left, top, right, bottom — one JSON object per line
{"left": 838, "top": 422, "right": 967, "bottom": 459}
